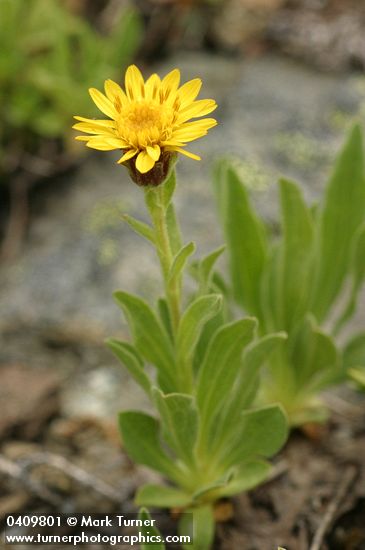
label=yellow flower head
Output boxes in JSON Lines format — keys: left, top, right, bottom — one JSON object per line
{"left": 73, "top": 65, "right": 217, "bottom": 184}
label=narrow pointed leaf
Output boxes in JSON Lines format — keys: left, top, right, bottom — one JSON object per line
{"left": 168, "top": 241, "right": 196, "bottom": 286}
{"left": 179, "top": 506, "right": 214, "bottom": 550}
{"left": 114, "top": 291, "right": 176, "bottom": 391}
{"left": 153, "top": 389, "right": 198, "bottom": 466}
{"left": 334, "top": 222, "right": 365, "bottom": 332}
{"left": 214, "top": 161, "right": 267, "bottom": 317}
{"left": 122, "top": 213, "right": 155, "bottom": 244}
{"left": 218, "top": 460, "right": 271, "bottom": 498}
{"left": 223, "top": 405, "right": 288, "bottom": 468}
{"left": 210, "top": 333, "right": 286, "bottom": 449}
{"left": 312, "top": 124, "right": 365, "bottom": 321}
{"left": 136, "top": 485, "right": 191, "bottom": 508}
{"left": 139, "top": 508, "right": 165, "bottom": 550}
{"left": 176, "top": 294, "right": 222, "bottom": 389}
{"left": 119, "top": 411, "right": 178, "bottom": 478}
{"left": 106, "top": 338, "right": 151, "bottom": 395}
{"left": 197, "top": 318, "right": 257, "bottom": 434}
{"left": 278, "top": 178, "right": 314, "bottom": 329}
{"left": 343, "top": 332, "right": 365, "bottom": 370}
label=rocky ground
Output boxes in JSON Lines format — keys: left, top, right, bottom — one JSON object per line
{"left": 1, "top": 52, "right": 365, "bottom": 549}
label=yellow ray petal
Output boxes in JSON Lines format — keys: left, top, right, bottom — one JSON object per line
{"left": 167, "top": 147, "right": 201, "bottom": 161}
{"left": 104, "top": 79, "right": 128, "bottom": 106}
{"left": 86, "top": 137, "right": 124, "bottom": 151}
{"left": 177, "top": 99, "right": 217, "bottom": 124}
{"left": 162, "top": 68, "right": 180, "bottom": 100}
{"left": 73, "top": 116, "right": 116, "bottom": 127}
{"left": 89, "top": 88, "right": 117, "bottom": 119}
{"left": 117, "top": 149, "right": 138, "bottom": 164}
{"left": 172, "top": 118, "right": 217, "bottom": 142}
{"left": 136, "top": 150, "right": 155, "bottom": 173}
{"left": 125, "top": 65, "right": 145, "bottom": 100}
{"left": 72, "top": 122, "right": 116, "bottom": 135}
{"left": 145, "top": 73, "right": 161, "bottom": 100}
{"left": 177, "top": 78, "right": 202, "bottom": 107}
{"left": 146, "top": 144, "right": 161, "bottom": 161}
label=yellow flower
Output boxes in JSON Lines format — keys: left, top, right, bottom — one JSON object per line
{"left": 73, "top": 65, "right": 217, "bottom": 179}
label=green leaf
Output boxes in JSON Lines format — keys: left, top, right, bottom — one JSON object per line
{"left": 136, "top": 485, "right": 191, "bottom": 508}
{"left": 312, "top": 124, "right": 365, "bottom": 321}
{"left": 222, "top": 405, "right": 288, "bottom": 468}
{"left": 210, "top": 333, "right": 287, "bottom": 451}
{"left": 114, "top": 291, "right": 176, "bottom": 392}
{"left": 166, "top": 202, "right": 182, "bottom": 255}
{"left": 290, "top": 315, "right": 339, "bottom": 389}
{"left": 349, "top": 368, "right": 365, "bottom": 388}
{"left": 161, "top": 169, "right": 176, "bottom": 208}
{"left": 179, "top": 506, "right": 214, "bottom": 550}
{"left": 138, "top": 508, "right": 165, "bottom": 550}
{"left": 334, "top": 222, "right": 365, "bottom": 332}
{"left": 106, "top": 338, "right": 151, "bottom": 396}
{"left": 214, "top": 160, "right": 267, "bottom": 317}
{"left": 260, "top": 244, "right": 282, "bottom": 332}
{"left": 157, "top": 298, "right": 173, "bottom": 341}
{"left": 193, "top": 245, "right": 226, "bottom": 294}
{"left": 196, "top": 318, "right": 257, "bottom": 444}
{"left": 122, "top": 213, "right": 155, "bottom": 244}
{"left": 343, "top": 332, "right": 365, "bottom": 370}
{"left": 168, "top": 241, "right": 196, "bottom": 288}
{"left": 153, "top": 390, "right": 198, "bottom": 466}
{"left": 176, "top": 294, "right": 222, "bottom": 391}
{"left": 191, "top": 471, "right": 233, "bottom": 502}
{"left": 218, "top": 459, "right": 271, "bottom": 497}
{"left": 278, "top": 178, "right": 314, "bottom": 329}
{"left": 119, "top": 411, "right": 178, "bottom": 479}
{"left": 241, "top": 333, "right": 287, "bottom": 403}
{"left": 193, "top": 307, "right": 226, "bottom": 374}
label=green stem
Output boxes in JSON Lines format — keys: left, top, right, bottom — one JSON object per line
{"left": 145, "top": 182, "right": 181, "bottom": 334}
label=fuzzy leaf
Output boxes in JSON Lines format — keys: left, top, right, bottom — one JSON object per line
{"left": 106, "top": 338, "right": 151, "bottom": 396}
{"left": 136, "top": 485, "right": 191, "bottom": 508}
{"left": 223, "top": 405, "right": 288, "bottom": 468}
{"left": 335, "top": 222, "right": 365, "bottom": 332}
{"left": 210, "top": 333, "right": 287, "bottom": 451}
{"left": 218, "top": 460, "right": 271, "bottom": 497}
{"left": 278, "top": 178, "right": 314, "bottom": 329}
{"left": 114, "top": 291, "right": 175, "bottom": 392}
{"left": 166, "top": 202, "right": 182, "bottom": 255}
{"left": 176, "top": 294, "right": 222, "bottom": 390}
{"left": 179, "top": 506, "right": 214, "bottom": 550}
{"left": 153, "top": 389, "right": 198, "bottom": 466}
{"left": 122, "top": 213, "right": 155, "bottom": 244}
{"left": 312, "top": 125, "right": 365, "bottom": 321}
{"left": 168, "top": 241, "right": 196, "bottom": 287}
{"left": 214, "top": 161, "right": 267, "bottom": 317}
{"left": 119, "top": 411, "right": 178, "bottom": 478}
{"left": 343, "top": 332, "right": 365, "bottom": 370}
{"left": 157, "top": 297, "right": 173, "bottom": 341}
{"left": 290, "top": 315, "right": 339, "bottom": 389}
{"left": 194, "top": 245, "right": 226, "bottom": 294}
{"left": 196, "top": 318, "right": 257, "bottom": 442}
{"left": 138, "top": 508, "right": 165, "bottom": 550}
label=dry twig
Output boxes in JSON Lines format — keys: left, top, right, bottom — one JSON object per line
{"left": 19, "top": 452, "right": 125, "bottom": 504}
{"left": 0, "top": 454, "right": 64, "bottom": 508}
{"left": 309, "top": 465, "right": 357, "bottom": 550}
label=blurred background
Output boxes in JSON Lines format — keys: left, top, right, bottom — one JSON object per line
{"left": 1, "top": 0, "right": 365, "bottom": 547}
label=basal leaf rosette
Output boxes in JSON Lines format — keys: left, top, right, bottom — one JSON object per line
{"left": 73, "top": 65, "right": 217, "bottom": 186}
